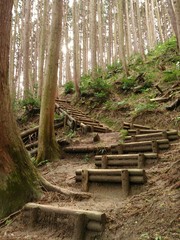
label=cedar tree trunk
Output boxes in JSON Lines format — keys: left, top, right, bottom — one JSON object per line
{"left": 0, "top": 0, "right": 40, "bottom": 219}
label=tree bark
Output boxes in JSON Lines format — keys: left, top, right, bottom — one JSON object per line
{"left": 0, "top": 0, "right": 40, "bottom": 219}
{"left": 37, "top": 0, "right": 63, "bottom": 163}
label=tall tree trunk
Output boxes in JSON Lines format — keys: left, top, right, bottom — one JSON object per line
{"left": 154, "top": 0, "right": 164, "bottom": 43}
{"left": 37, "top": 0, "right": 63, "bottom": 163}
{"left": 107, "top": 0, "right": 113, "bottom": 65}
{"left": 130, "top": 0, "right": 138, "bottom": 53}
{"left": 173, "top": 0, "right": 180, "bottom": 51}
{"left": 73, "top": 0, "right": 80, "bottom": 96}
{"left": 64, "top": 0, "right": 72, "bottom": 82}
{"left": 82, "top": 0, "right": 88, "bottom": 74}
{"left": 23, "top": 0, "right": 31, "bottom": 99}
{"left": 117, "top": 0, "right": 129, "bottom": 76}
{"left": 136, "top": 0, "right": 145, "bottom": 59}
{"left": 90, "top": 0, "right": 97, "bottom": 78}
{"left": 97, "top": 0, "right": 105, "bottom": 69}
{"left": 38, "top": 0, "right": 48, "bottom": 97}
{"left": 0, "top": 0, "right": 40, "bottom": 219}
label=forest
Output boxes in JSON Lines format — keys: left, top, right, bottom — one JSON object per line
{"left": 0, "top": 0, "right": 180, "bottom": 239}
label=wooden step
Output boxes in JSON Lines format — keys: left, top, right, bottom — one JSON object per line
{"left": 123, "top": 122, "right": 151, "bottom": 130}
{"left": 111, "top": 139, "right": 170, "bottom": 154}
{"left": 95, "top": 153, "right": 158, "bottom": 168}
{"left": 24, "top": 203, "right": 106, "bottom": 233}
{"left": 76, "top": 169, "right": 147, "bottom": 196}
{"left": 124, "top": 130, "right": 179, "bottom": 142}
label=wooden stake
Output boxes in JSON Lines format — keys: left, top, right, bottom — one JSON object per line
{"left": 138, "top": 153, "right": 145, "bottom": 168}
{"left": 82, "top": 170, "right": 89, "bottom": 192}
{"left": 101, "top": 155, "right": 108, "bottom": 169}
{"left": 73, "top": 214, "right": 87, "bottom": 240}
{"left": 121, "top": 170, "right": 130, "bottom": 197}
{"left": 152, "top": 140, "right": 158, "bottom": 153}
{"left": 116, "top": 144, "right": 123, "bottom": 154}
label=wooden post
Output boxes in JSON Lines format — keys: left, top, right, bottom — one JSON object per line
{"left": 121, "top": 170, "right": 130, "bottom": 197}
{"left": 101, "top": 155, "right": 108, "bottom": 169}
{"left": 132, "top": 135, "right": 137, "bottom": 142}
{"left": 138, "top": 153, "right": 145, "bottom": 168}
{"left": 64, "top": 115, "right": 67, "bottom": 127}
{"left": 152, "top": 140, "right": 158, "bottom": 153}
{"left": 162, "top": 131, "right": 168, "bottom": 139}
{"left": 82, "top": 170, "right": 89, "bottom": 192}
{"left": 73, "top": 214, "right": 87, "bottom": 240}
{"left": 117, "top": 144, "right": 123, "bottom": 154}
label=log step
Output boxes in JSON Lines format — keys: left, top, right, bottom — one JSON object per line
{"left": 64, "top": 146, "right": 111, "bottom": 153}
{"left": 123, "top": 122, "right": 151, "bottom": 130}
{"left": 24, "top": 203, "right": 106, "bottom": 233}
{"left": 76, "top": 169, "right": 147, "bottom": 196}
{"left": 124, "top": 130, "right": 179, "bottom": 142}
{"left": 111, "top": 139, "right": 170, "bottom": 154}
{"left": 95, "top": 153, "right": 158, "bottom": 168}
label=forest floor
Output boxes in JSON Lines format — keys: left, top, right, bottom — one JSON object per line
{"left": 0, "top": 99, "right": 179, "bottom": 240}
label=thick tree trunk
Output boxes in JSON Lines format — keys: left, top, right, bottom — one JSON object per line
{"left": 0, "top": 0, "right": 40, "bottom": 219}
{"left": 37, "top": 0, "right": 63, "bottom": 163}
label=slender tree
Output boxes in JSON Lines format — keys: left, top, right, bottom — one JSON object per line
{"left": 22, "top": 0, "right": 31, "bottom": 99}
{"left": 90, "top": 0, "right": 97, "bottom": 78}
{"left": 0, "top": 0, "right": 40, "bottom": 219}
{"left": 38, "top": 0, "right": 48, "bottom": 97}
{"left": 117, "top": 0, "right": 129, "bottom": 75}
{"left": 37, "top": 0, "right": 63, "bottom": 163}
{"left": 173, "top": 0, "right": 180, "bottom": 51}
{"left": 73, "top": 0, "right": 80, "bottom": 96}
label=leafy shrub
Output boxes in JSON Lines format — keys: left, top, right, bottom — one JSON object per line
{"left": 80, "top": 76, "right": 111, "bottom": 102}
{"left": 64, "top": 81, "right": 75, "bottom": 94}
{"left": 20, "top": 92, "right": 40, "bottom": 109}
{"left": 163, "top": 69, "right": 180, "bottom": 82}
{"left": 121, "top": 76, "right": 136, "bottom": 91}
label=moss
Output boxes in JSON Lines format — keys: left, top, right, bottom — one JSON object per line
{"left": 0, "top": 171, "right": 40, "bottom": 219}
{"left": 0, "top": 144, "right": 41, "bottom": 219}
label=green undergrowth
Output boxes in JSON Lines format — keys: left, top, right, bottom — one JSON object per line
{"left": 63, "top": 37, "right": 179, "bottom": 129}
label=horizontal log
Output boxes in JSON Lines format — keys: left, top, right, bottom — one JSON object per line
{"left": 76, "top": 169, "right": 145, "bottom": 176}
{"left": 95, "top": 159, "right": 138, "bottom": 166}
{"left": 87, "top": 221, "right": 104, "bottom": 232}
{"left": 150, "top": 97, "right": 170, "bottom": 102}
{"left": 21, "top": 125, "right": 39, "bottom": 138}
{"left": 76, "top": 175, "right": 145, "bottom": 184}
{"left": 64, "top": 146, "right": 110, "bottom": 153}
{"left": 125, "top": 131, "right": 178, "bottom": 142}
{"left": 123, "top": 122, "right": 151, "bottom": 130}
{"left": 24, "top": 203, "right": 106, "bottom": 224}
{"left": 25, "top": 141, "right": 38, "bottom": 150}
{"left": 127, "top": 129, "right": 163, "bottom": 135}
{"left": 95, "top": 153, "right": 157, "bottom": 160}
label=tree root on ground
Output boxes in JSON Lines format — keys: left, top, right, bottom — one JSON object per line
{"left": 39, "top": 175, "right": 91, "bottom": 200}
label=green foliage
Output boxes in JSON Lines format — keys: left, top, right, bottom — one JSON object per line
{"left": 163, "top": 69, "right": 180, "bottom": 82}
{"left": 64, "top": 81, "right": 75, "bottom": 94}
{"left": 121, "top": 76, "right": 136, "bottom": 91}
{"left": 119, "top": 129, "right": 128, "bottom": 141}
{"left": 20, "top": 92, "right": 40, "bottom": 109}
{"left": 83, "top": 154, "right": 90, "bottom": 163}
{"left": 105, "top": 61, "right": 122, "bottom": 79}
{"left": 80, "top": 75, "right": 111, "bottom": 103}
{"left": 65, "top": 129, "right": 76, "bottom": 139}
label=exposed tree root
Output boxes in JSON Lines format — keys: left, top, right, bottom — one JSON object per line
{"left": 39, "top": 175, "right": 91, "bottom": 200}
{"left": 0, "top": 209, "right": 22, "bottom": 227}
